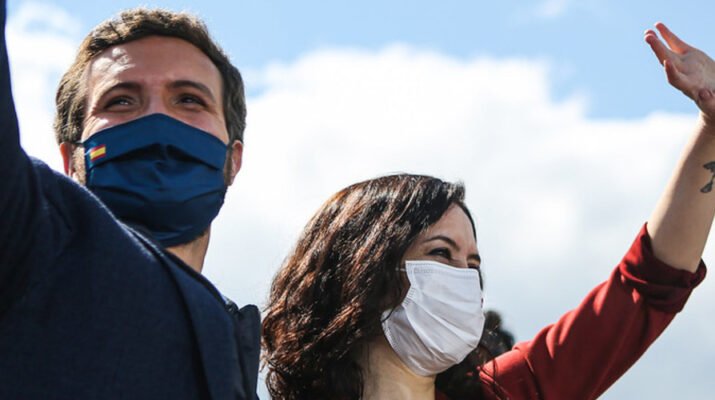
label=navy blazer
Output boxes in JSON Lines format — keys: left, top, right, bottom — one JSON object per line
{"left": 0, "top": 2, "right": 259, "bottom": 399}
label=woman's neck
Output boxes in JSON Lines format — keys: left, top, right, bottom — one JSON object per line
{"left": 359, "top": 335, "right": 436, "bottom": 400}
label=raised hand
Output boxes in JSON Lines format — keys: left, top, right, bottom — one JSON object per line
{"left": 645, "top": 23, "right": 715, "bottom": 121}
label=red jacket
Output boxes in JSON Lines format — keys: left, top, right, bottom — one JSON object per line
{"left": 438, "top": 225, "right": 706, "bottom": 400}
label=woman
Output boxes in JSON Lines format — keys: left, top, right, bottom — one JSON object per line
{"left": 262, "top": 23, "right": 711, "bottom": 399}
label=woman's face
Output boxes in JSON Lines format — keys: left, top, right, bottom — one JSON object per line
{"left": 402, "top": 204, "right": 481, "bottom": 271}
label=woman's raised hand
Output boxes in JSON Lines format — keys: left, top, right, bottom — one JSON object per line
{"left": 645, "top": 23, "right": 715, "bottom": 121}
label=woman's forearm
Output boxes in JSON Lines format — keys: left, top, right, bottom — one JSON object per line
{"left": 648, "top": 115, "right": 715, "bottom": 272}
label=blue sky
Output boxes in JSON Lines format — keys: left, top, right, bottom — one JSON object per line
{"left": 5, "top": 1, "right": 715, "bottom": 399}
{"left": 10, "top": 0, "right": 715, "bottom": 118}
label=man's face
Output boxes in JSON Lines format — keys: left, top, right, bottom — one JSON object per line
{"left": 61, "top": 35, "right": 242, "bottom": 183}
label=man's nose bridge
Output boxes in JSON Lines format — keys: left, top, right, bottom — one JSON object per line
{"left": 144, "top": 83, "right": 171, "bottom": 115}
{"left": 144, "top": 91, "right": 170, "bottom": 116}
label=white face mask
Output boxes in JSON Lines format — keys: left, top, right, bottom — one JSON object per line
{"left": 381, "top": 260, "right": 485, "bottom": 377}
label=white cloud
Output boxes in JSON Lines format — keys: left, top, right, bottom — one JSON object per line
{"left": 7, "top": 2, "right": 80, "bottom": 170}
{"left": 7, "top": 5, "right": 713, "bottom": 399}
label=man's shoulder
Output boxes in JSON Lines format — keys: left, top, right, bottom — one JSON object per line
{"left": 222, "top": 297, "right": 261, "bottom": 400}
{"left": 30, "top": 156, "right": 98, "bottom": 208}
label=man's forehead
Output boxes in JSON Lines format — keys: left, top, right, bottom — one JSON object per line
{"left": 90, "top": 36, "right": 209, "bottom": 68}
{"left": 84, "top": 36, "right": 222, "bottom": 92}
{"left": 103, "top": 45, "right": 134, "bottom": 64}
{"left": 88, "top": 48, "right": 133, "bottom": 76}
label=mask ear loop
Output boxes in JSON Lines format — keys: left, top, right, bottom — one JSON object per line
{"left": 380, "top": 266, "right": 409, "bottom": 322}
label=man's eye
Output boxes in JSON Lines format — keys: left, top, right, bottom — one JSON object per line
{"left": 106, "top": 97, "right": 132, "bottom": 108}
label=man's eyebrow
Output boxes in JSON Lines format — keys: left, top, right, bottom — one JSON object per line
{"left": 97, "top": 81, "right": 141, "bottom": 98}
{"left": 169, "top": 80, "right": 216, "bottom": 102}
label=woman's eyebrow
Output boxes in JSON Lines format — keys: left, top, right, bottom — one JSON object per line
{"left": 423, "top": 235, "right": 458, "bottom": 248}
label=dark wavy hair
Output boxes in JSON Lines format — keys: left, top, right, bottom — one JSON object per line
{"left": 262, "top": 174, "right": 498, "bottom": 399}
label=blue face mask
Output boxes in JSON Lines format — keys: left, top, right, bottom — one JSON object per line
{"left": 83, "top": 113, "right": 228, "bottom": 247}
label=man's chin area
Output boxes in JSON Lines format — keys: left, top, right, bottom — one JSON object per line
{"left": 165, "top": 228, "right": 211, "bottom": 273}
{"left": 170, "top": 228, "right": 209, "bottom": 248}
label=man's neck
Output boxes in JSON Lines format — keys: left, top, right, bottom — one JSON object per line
{"left": 359, "top": 335, "right": 436, "bottom": 400}
{"left": 166, "top": 229, "right": 210, "bottom": 273}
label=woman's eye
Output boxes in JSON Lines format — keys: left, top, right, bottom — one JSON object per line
{"left": 179, "top": 94, "right": 206, "bottom": 106}
{"left": 428, "top": 248, "right": 451, "bottom": 259}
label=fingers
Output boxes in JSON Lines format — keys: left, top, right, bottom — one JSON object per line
{"left": 663, "top": 59, "right": 686, "bottom": 92}
{"left": 655, "top": 22, "right": 692, "bottom": 54}
{"left": 644, "top": 29, "right": 674, "bottom": 66}
{"left": 648, "top": 22, "right": 715, "bottom": 118}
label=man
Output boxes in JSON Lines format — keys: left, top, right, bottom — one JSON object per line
{"left": 0, "top": 2, "right": 259, "bottom": 399}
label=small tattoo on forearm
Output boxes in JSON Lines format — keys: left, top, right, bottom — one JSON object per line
{"left": 701, "top": 161, "right": 715, "bottom": 193}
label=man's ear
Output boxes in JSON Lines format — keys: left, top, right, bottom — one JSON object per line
{"left": 59, "top": 142, "right": 74, "bottom": 175}
{"left": 227, "top": 140, "right": 243, "bottom": 185}
{"left": 59, "top": 142, "right": 85, "bottom": 183}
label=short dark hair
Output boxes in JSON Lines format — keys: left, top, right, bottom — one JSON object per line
{"left": 262, "top": 173, "right": 481, "bottom": 399}
{"left": 54, "top": 7, "right": 246, "bottom": 144}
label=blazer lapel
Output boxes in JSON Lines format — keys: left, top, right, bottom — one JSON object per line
{"left": 129, "top": 228, "right": 244, "bottom": 400}
{"left": 168, "top": 266, "right": 244, "bottom": 400}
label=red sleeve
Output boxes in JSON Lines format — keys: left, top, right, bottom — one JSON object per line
{"left": 478, "top": 224, "right": 706, "bottom": 400}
